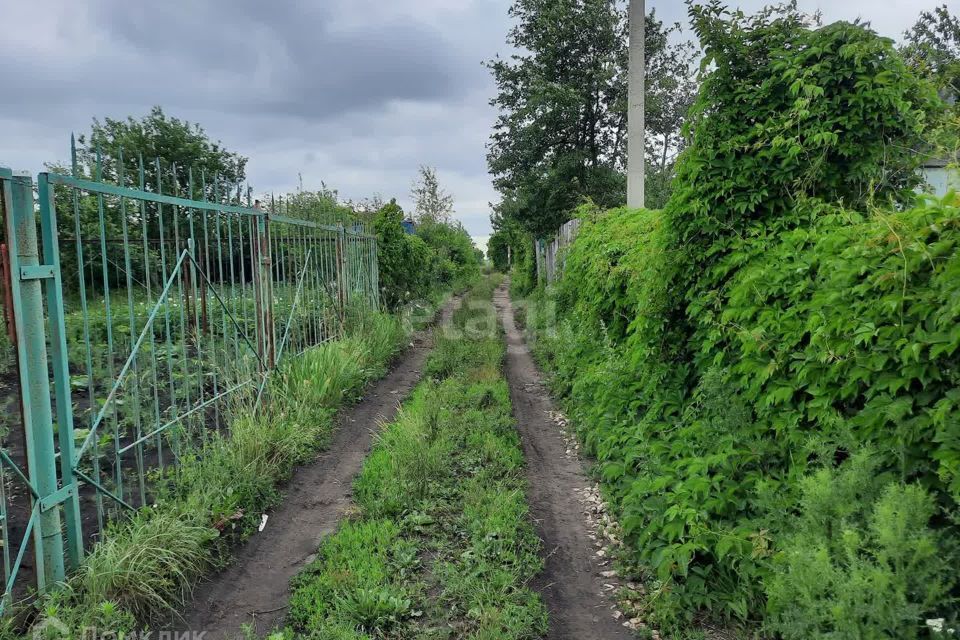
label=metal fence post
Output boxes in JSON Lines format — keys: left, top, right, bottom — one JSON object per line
{"left": 370, "top": 236, "right": 380, "bottom": 310}
{"left": 3, "top": 172, "right": 66, "bottom": 589}
{"left": 335, "top": 224, "right": 346, "bottom": 320}
{"left": 250, "top": 217, "right": 264, "bottom": 368}
{"left": 37, "top": 173, "right": 83, "bottom": 569}
{"left": 257, "top": 213, "right": 275, "bottom": 369}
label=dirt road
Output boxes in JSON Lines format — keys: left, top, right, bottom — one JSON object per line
{"left": 169, "top": 296, "right": 460, "bottom": 639}
{"left": 494, "top": 282, "right": 633, "bottom": 640}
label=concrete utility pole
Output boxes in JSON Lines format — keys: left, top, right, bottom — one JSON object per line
{"left": 627, "top": 0, "right": 645, "bottom": 208}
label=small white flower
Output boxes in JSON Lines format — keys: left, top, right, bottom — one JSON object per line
{"left": 927, "top": 619, "right": 945, "bottom": 634}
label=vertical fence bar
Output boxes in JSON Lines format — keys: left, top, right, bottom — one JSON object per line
{"left": 157, "top": 161, "right": 182, "bottom": 460}
{"left": 91, "top": 149, "right": 123, "bottom": 511}
{"left": 187, "top": 171, "right": 206, "bottom": 430}
{"left": 72, "top": 141, "right": 105, "bottom": 531}
{"left": 37, "top": 173, "right": 83, "bottom": 568}
{"left": 335, "top": 224, "right": 346, "bottom": 323}
{"left": 372, "top": 236, "right": 380, "bottom": 309}
{"left": 262, "top": 212, "right": 275, "bottom": 368}
{"left": 0, "top": 462, "right": 9, "bottom": 593}
{"left": 250, "top": 215, "right": 263, "bottom": 369}
{"left": 139, "top": 156, "right": 164, "bottom": 470}
{"left": 254, "top": 211, "right": 275, "bottom": 369}
{"left": 0, "top": 245, "right": 13, "bottom": 343}
{"left": 117, "top": 152, "right": 148, "bottom": 508}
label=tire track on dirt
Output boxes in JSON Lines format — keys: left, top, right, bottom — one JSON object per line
{"left": 167, "top": 296, "right": 461, "bottom": 639}
{"left": 494, "top": 282, "right": 633, "bottom": 640}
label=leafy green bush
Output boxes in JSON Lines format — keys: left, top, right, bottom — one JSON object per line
{"left": 372, "top": 200, "right": 434, "bottom": 309}
{"left": 416, "top": 219, "right": 482, "bottom": 288}
{"left": 670, "top": 6, "right": 940, "bottom": 304}
{"left": 508, "top": 235, "right": 537, "bottom": 297}
{"left": 532, "top": 195, "right": 960, "bottom": 629}
{"left": 372, "top": 201, "right": 483, "bottom": 310}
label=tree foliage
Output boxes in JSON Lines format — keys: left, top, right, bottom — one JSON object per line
{"left": 49, "top": 107, "right": 475, "bottom": 313}
{"left": 486, "top": 232, "right": 510, "bottom": 272}
{"left": 284, "top": 184, "right": 358, "bottom": 226}
{"left": 903, "top": 4, "right": 960, "bottom": 107}
{"left": 372, "top": 200, "right": 433, "bottom": 310}
{"left": 486, "top": 1, "right": 687, "bottom": 237}
{"left": 75, "top": 106, "right": 247, "bottom": 195}
{"left": 669, "top": 1, "right": 939, "bottom": 317}
{"left": 372, "top": 200, "right": 480, "bottom": 310}
{"left": 644, "top": 18, "right": 699, "bottom": 209}
{"left": 416, "top": 220, "right": 480, "bottom": 286}
{"left": 50, "top": 107, "right": 250, "bottom": 292}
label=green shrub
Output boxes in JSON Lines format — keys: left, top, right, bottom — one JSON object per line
{"left": 669, "top": 6, "right": 940, "bottom": 306}
{"left": 765, "top": 453, "right": 955, "bottom": 638}
{"left": 509, "top": 236, "right": 537, "bottom": 297}
{"left": 372, "top": 199, "right": 433, "bottom": 309}
{"left": 372, "top": 201, "right": 483, "bottom": 310}
{"left": 417, "top": 219, "right": 482, "bottom": 287}
{"left": 532, "top": 195, "right": 960, "bottom": 628}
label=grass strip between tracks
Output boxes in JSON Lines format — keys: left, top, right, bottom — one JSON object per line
{"left": 281, "top": 275, "right": 547, "bottom": 640}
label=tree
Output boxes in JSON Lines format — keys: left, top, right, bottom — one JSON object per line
{"left": 410, "top": 165, "right": 454, "bottom": 223}
{"left": 371, "top": 199, "right": 432, "bottom": 309}
{"left": 285, "top": 184, "right": 356, "bottom": 226}
{"left": 644, "top": 19, "right": 698, "bottom": 209}
{"left": 486, "top": 0, "right": 630, "bottom": 237}
{"left": 73, "top": 106, "right": 247, "bottom": 197}
{"left": 486, "top": 1, "right": 696, "bottom": 237}
{"left": 352, "top": 193, "right": 386, "bottom": 221}
{"left": 902, "top": 5, "right": 960, "bottom": 157}
{"left": 416, "top": 220, "right": 481, "bottom": 285}
{"left": 486, "top": 231, "right": 511, "bottom": 272}
{"left": 668, "top": 1, "right": 938, "bottom": 299}
{"left": 49, "top": 107, "right": 249, "bottom": 291}
{"left": 903, "top": 4, "right": 960, "bottom": 106}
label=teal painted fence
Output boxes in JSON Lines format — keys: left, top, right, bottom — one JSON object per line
{"left": 0, "top": 148, "right": 379, "bottom": 613}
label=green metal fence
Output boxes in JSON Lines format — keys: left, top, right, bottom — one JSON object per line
{"left": 0, "top": 146, "right": 379, "bottom": 613}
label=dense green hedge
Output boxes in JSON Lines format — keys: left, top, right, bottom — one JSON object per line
{"left": 372, "top": 201, "right": 481, "bottom": 309}
{"left": 525, "top": 7, "right": 959, "bottom": 636}
{"left": 533, "top": 198, "right": 959, "bottom": 630}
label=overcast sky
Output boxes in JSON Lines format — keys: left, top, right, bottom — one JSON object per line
{"left": 0, "top": 0, "right": 949, "bottom": 250}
